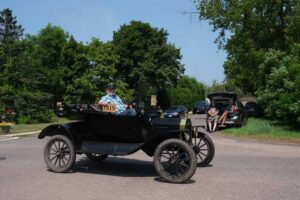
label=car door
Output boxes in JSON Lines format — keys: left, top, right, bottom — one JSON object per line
{"left": 112, "top": 115, "right": 141, "bottom": 142}
{"left": 87, "top": 113, "right": 117, "bottom": 140}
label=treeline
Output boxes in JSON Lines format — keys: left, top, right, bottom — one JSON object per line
{"left": 0, "top": 9, "right": 205, "bottom": 123}
{"left": 195, "top": 0, "right": 300, "bottom": 125}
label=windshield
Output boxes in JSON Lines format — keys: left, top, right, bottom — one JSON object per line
{"left": 165, "top": 106, "right": 180, "bottom": 112}
{"left": 195, "top": 101, "right": 206, "bottom": 107}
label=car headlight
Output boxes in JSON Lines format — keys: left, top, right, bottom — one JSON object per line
{"left": 173, "top": 112, "right": 179, "bottom": 115}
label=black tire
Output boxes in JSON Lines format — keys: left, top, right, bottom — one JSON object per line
{"left": 43, "top": 135, "right": 76, "bottom": 173}
{"left": 85, "top": 153, "right": 108, "bottom": 161}
{"left": 192, "top": 133, "right": 215, "bottom": 167}
{"left": 153, "top": 139, "right": 197, "bottom": 183}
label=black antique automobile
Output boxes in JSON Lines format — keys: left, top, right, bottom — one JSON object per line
{"left": 38, "top": 105, "right": 214, "bottom": 183}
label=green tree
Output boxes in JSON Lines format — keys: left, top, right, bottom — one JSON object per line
{"left": 257, "top": 45, "right": 300, "bottom": 125}
{"left": 205, "top": 80, "right": 226, "bottom": 95}
{"left": 0, "top": 15, "right": 54, "bottom": 123}
{"left": 194, "top": 0, "right": 300, "bottom": 93}
{"left": 0, "top": 8, "right": 24, "bottom": 76}
{"left": 0, "top": 8, "right": 24, "bottom": 43}
{"left": 0, "top": 8, "right": 24, "bottom": 63}
{"left": 0, "top": 35, "right": 54, "bottom": 122}
{"left": 61, "top": 35, "right": 90, "bottom": 86}
{"left": 112, "top": 21, "right": 184, "bottom": 103}
{"left": 194, "top": 0, "right": 300, "bottom": 126}
{"left": 32, "top": 24, "right": 68, "bottom": 103}
{"left": 160, "top": 76, "right": 205, "bottom": 110}
{"left": 64, "top": 39, "right": 133, "bottom": 104}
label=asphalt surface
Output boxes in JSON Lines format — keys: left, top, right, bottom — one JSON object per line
{"left": 0, "top": 132, "right": 299, "bottom": 200}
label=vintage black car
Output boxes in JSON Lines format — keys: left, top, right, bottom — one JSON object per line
{"left": 38, "top": 105, "right": 215, "bottom": 183}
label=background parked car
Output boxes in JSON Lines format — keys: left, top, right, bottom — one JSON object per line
{"left": 245, "top": 102, "right": 264, "bottom": 117}
{"left": 193, "top": 101, "right": 210, "bottom": 114}
{"left": 164, "top": 105, "right": 188, "bottom": 118}
{"left": 207, "top": 92, "right": 247, "bottom": 127}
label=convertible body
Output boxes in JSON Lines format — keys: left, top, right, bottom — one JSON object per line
{"left": 38, "top": 106, "right": 214, "bottom": 183}
{"left": 39, "top": 110, "right": 191, "bottom": 156}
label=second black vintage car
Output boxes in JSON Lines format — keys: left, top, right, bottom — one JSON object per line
{"left": 38, "top": 105, "right": 215, "bottom": 183}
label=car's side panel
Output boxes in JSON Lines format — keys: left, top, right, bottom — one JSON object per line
{"left": 85, "top": 113, "right": 143, "bottom": 143}
{"left": 78, "top": 141, "right": 144, "bottom": 156}
{"left": 38, "top": 111, "right": 193, "bottom": 156}
{"left": 112, "top": 115, "right": 141, "bottom": 140}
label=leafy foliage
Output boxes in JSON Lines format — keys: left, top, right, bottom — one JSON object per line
{"left": 257, "top": 46, "right": 300, "bottom": 124}
{"left": 0, "top": 9, "right": 204, "bottom": 123}
{"left": 195, "top": 0, "right": 300, "bottom": 125}
{"left": 0, "top": 9, "right": 53, "bottom": 123}
{"left": 0, "top": 8, "right": 24, "bottom": 63}
{"left": 160, "top": 76, "right": 205, "bottom": 110}
{"left": 195, "top": 0, "right": 300, "bottom": 92}
{"left": 112, "top": 21, "right": 184, "bottom": 103}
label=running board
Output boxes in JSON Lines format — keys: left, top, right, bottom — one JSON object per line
{"left": 78, "top": 141, "right": 144, "bottom": 156}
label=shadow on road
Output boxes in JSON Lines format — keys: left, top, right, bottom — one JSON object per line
{"left": 201, "top": 164, "right": 213, "bottom": 168}
{"left": 71, "top": 156, "right": 197, "bottom": 184}
{"left": 72, "top": 157, "right": 157, "bottom": 177}
{"left": 154, "top": 177, "right": 196, "bottom": 184}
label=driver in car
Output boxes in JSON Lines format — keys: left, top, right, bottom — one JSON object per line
{"left": 98, "top": 83, "right": 137, "bottom": 116}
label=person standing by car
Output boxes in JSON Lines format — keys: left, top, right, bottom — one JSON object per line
{"left": 98, "top": 83, "right": 136, "bottom": 116}
{"left": 207, "top": 103, "right": 219, "bottom": 132}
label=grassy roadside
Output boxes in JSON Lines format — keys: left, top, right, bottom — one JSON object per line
{"left": 220, "top": 118, "right": 300, "bottom": 144}
{"left": 0, "top": 117, "right": 74, "bottom": 135}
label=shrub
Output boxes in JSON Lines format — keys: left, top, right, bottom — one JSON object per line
{"left": 256, "top": 47, "right": 300, "bottom": 126}
{"left": 17, "top": 110, "right": 54, "bottom": 124}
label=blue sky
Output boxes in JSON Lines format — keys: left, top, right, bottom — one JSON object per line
{"left": 1, "top": 0, "right": 227, "bottom": 85}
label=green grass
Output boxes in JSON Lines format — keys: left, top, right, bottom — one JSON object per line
{"left": 221, "top": 118, "right": 300, "bottom": 143}
{"left": 0, "top": 117, "right": 74, "bottom": 135}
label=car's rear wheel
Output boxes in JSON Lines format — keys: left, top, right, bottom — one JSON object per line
{"left": 85, "top": 153, "right": 108, "bottom": 161}
{"left": 153, "top": 139, "right": 197, "bottom": 183}
{"left": 44, "top": 135, "right": 76, "bottom": 173}
{"left": 191, "top": 132, "right": 215, "bottom": 167}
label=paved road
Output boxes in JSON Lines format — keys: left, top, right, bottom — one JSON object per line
{"left": 0, "top": 133, "right": 299, "bottom": 200}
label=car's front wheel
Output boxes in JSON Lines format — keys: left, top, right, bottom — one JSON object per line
{"left": 44, "top": 135, "right": 76, "bottom": 173}
{"left": 153, "top": 139, "right": 197, "bottom": 183}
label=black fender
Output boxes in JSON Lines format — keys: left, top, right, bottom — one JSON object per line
{"left": 38, "top": 124, "right": 82, "bottom": 149}
{"left": 38, "top": 124, "right": 63, "bottom": 139}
